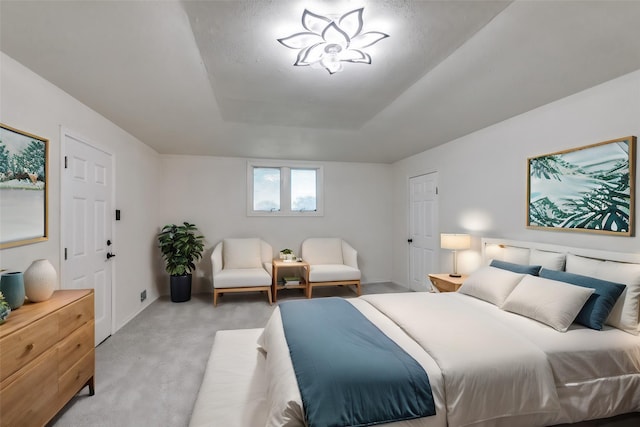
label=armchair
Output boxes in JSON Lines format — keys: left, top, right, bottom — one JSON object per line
{"left": 211, "top": 238, "right": 273, "bottom": 306}
{"left": 301, "top": 238, "right": 361, "bottom": 298}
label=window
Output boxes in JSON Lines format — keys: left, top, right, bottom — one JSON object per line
{"left": 291, "top": 169, "right": 317, "bottom": 211}
{"left": 248, "top": 161, "right": 323, "bottom": 216}
{"left": 253, "top": 167, "right": 280, "bottom": 211}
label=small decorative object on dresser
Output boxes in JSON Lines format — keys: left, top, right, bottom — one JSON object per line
{"left": 428, "top": 273, "right": 468, "bottom": 293}
{"left": 23, "top": 259, "right": 56, "bottom": 302}
{"left": 0, "top": 271, "right": 25, "bottom": 309}
{"left": 0, "top": 292, "right": 10, "bottom": 324}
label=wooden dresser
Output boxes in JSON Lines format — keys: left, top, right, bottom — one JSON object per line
{"left": 0, "top": 289, "right": 95, "bottom": 427}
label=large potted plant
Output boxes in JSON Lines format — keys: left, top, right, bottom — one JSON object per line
{"left": 157, "top": 222, "right": 205, "bottom": 302}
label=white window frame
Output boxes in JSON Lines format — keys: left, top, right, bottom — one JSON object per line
{"left": 247, "top": 160, "right": 324, "bottom": 216}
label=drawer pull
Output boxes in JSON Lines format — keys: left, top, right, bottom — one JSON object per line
{"left": 77, "top": 343, "right": 82, "bottom": 349}
{"left": 25, "top": 343, "right": 34, "bottom": 351}
{"left": 76, "top": 314, "right": 83, "bottom": 319}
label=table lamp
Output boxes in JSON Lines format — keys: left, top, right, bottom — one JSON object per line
{"left": 441, "top": 233, "right": 471, "bottom": 277}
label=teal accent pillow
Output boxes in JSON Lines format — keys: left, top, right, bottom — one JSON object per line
{"left": 490, "top": 260, "right": 541, "bottom": 276}
{"left": 539, "top": 269, "right": 626, "bottom": 330}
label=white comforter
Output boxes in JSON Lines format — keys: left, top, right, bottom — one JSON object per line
{"left": 363, "top": 293, "right": 560, "bottom": 427}
{"left": 259, "top": 293, "right": 564, "bottom": 427}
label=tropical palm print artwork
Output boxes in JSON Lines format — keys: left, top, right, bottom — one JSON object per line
{"left": 528, "top": 137, "right": 636, "bottom": 235}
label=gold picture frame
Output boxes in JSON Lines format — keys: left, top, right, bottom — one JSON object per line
{"left": 527, "top": 136, "right": 636, "bottom": 236}
{"left": 0, "top": 124, "right": 49, "bottom": 248}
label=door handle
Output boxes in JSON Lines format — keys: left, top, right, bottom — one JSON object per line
{"left": 106, "top": 252, "right": 116, "bottom": 260}
{"left": 407, "top": 239, "right": 413, "bottom": 243}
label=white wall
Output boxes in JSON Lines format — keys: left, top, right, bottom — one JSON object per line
{"left": 4, "top": 46, "right": 638, "bottom": 326}
{"left": 0, "top": 52, "right": 162, "bottom": 331}
{"left": 392, "top": 69, "right": 640, "bottom": 288}
{"left": 157, "top": 155, "right": 393, "bottom": 293}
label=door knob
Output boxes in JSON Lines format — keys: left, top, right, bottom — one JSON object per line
{"left": 106, "top": 252, "right": 116, "bottom": 259}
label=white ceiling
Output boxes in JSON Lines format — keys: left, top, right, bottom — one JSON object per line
{"left": 2, "top": 0, "right": 640, "bottom": 163}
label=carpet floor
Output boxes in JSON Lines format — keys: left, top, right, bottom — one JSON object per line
{"left": 48, "top": 282, "right": 409, "bottom": 427}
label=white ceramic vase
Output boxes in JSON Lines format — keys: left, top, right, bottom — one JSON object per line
{"left": 24, "top": 259, "right": 57, "bottom": 302}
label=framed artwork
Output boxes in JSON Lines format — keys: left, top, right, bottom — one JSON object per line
{"left": 0, "top": 124, "right": 49, "bottom": 249}
{"left": 527, "top": 136, "right": 636, "bottom": 236}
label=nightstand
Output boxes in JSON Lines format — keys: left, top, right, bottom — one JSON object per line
{"left": 428, "top": 273, "right": 468, "bottom": 293}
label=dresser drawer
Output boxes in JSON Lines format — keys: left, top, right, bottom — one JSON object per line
{"left": 58, "top": 320, "right": 94, "bottom": 374}
{"left": 59, "top": 348, "right": 95, "bottom": 405}
{"left": 0, "top": 315, "right": 58, "bottom": 383}
{"left": 58, "top": 293, "right": 94, "bottom": 339}
{"left": 0, "top": 349, "right": 58, "bottom": 427}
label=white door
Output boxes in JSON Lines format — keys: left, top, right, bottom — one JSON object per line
{"left": 409, "top": 173, "right": 438, "bottom": 291}
{"left": 62, "top": 130, "right": 114, "bottom": 346}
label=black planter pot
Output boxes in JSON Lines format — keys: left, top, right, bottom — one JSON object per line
{"left": 170, "top": 274, "right": 192, "bottom": 302}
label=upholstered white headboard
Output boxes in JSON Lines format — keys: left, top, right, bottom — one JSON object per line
{"left": 481, "top": 238, "right": 640, "bottom": 267}
{"left": 481, "top": 237, "right": 640, "bottom": 335}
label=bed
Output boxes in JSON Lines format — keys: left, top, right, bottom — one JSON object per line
{"left": 189, "top": 238, "right": 640, "bottom": 427}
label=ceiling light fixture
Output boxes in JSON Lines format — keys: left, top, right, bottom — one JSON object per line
{"left": 277, "top": 8, "right": 389, "bottom": 75}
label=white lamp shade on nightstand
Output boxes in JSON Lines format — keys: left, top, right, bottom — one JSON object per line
{"left": 441, "top": 233, "right": 470, "bottom": 277}
{"left": 440, "top": 234, "right": 471, "bottom": 250}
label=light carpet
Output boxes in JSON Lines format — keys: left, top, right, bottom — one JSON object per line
{"left": 49, "top": 283, "right": 408, "bottom": 427}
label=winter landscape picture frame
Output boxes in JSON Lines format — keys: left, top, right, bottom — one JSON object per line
{"left": 0, "top": 124, "right": 49, "bottom": 248}
{"left": 527, "top": 136, "right": 636, "bottom": 236}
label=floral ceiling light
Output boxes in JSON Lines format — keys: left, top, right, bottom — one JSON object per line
{"left": 277, "top": 8, "right": 389, "bottom": 74}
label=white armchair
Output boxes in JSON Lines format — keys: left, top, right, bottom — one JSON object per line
{"left": 211, "top": 238, "right": 273, "bottom": 306}
{"left": 301, "top": 238, "right": 361, "bottom": 298}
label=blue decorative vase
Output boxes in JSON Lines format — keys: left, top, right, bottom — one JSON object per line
{"left": 0, "top": 271, "right": 26, "bottom": 309}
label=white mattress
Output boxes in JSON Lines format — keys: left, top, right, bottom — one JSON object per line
{"left": 190, "top": 293, "right": 640, "bottom": 427}
{"left": 189, "top": 329, "right": 268, "bottom": 427}
{"left": 453, "top": 293, "right": 640, "bottom": 423}
{"left": 360, "top": 293, "right": 561, "bottom": 427}
{"left": 260, "top": 292, "right": 640, "bottom": 427}
{"left": 259, "top": 298, "right": 448, "bottom": 427}
{"left": 455, "top": 293, "right": 640, "bottom": 383}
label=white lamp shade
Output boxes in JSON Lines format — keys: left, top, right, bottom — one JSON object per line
{"left": 440, "top": 234, "right": 471, "bottom": 250}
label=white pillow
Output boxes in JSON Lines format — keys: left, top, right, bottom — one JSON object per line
{"left": 567, "top": 254, "right": 640, "bottom": 335}
{"left": 502, "top": 246, "right": 530, "bottom": 265}
{"left": 501, "top": 275, "right": 594, "bottom": 332}
{"left": 597, "top": 261, "right": 640, "bottom": 335}
{"left": 223, "top": 238, "right": 262, "bottom": 269}
{"left": 566, "top": 253, "right": 601, "bottom": 277}
{"left": 459, "top": 266, "right": 525, "bottom": 306}
{"left": 529, "top": 249, "right": 566, "bottom": 271}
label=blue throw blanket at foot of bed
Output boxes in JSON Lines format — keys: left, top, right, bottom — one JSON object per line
{"left": 280, "top": 297, "right": 435, "bottom": 427}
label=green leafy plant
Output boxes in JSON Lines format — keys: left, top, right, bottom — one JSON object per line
{"left": 157, "top": 222, "right": 205, "bottom": 276}
{"left": 280, "top": 248, "right": 293, "bottom": 254}
{"left": 0, "top": 292, "right": 11, "bottom": 324}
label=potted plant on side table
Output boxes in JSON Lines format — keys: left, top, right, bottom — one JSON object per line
{"left": 279, "top": 248, "right": 295, "bottom": 262}
{"left": 157, "top": 222, "right": 205, "bottom": 302}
